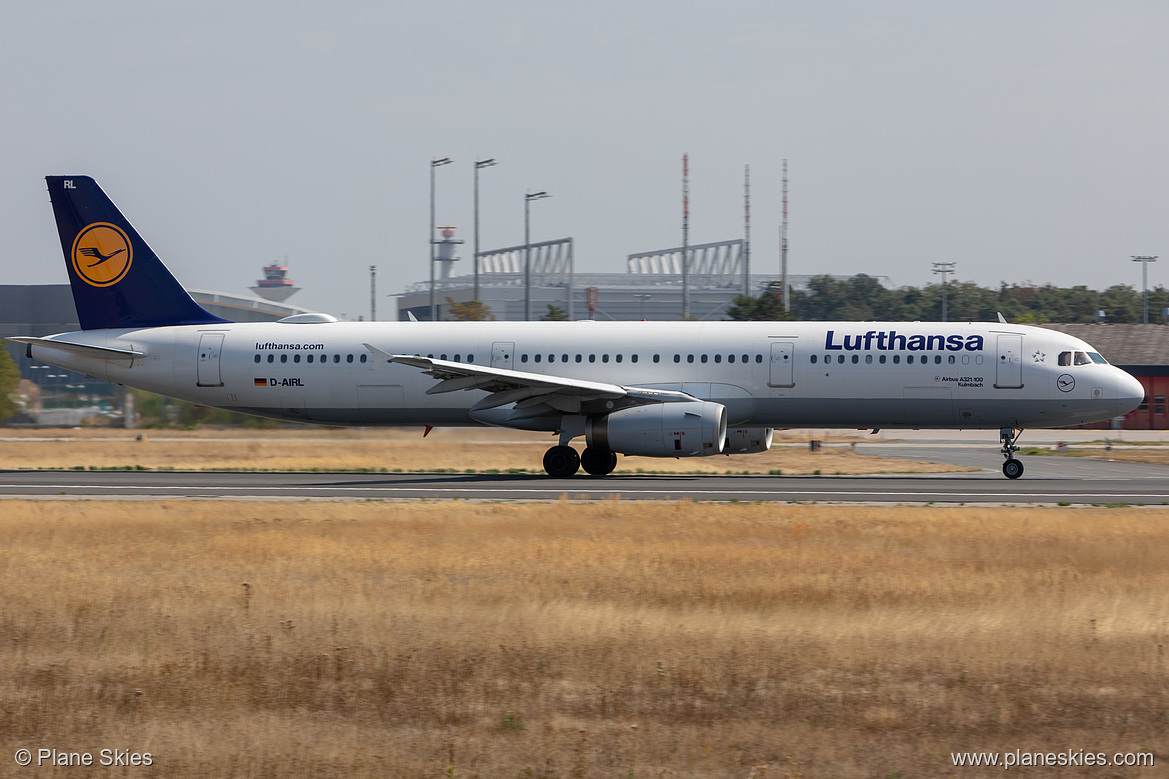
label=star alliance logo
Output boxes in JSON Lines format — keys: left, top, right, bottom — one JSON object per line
{"left": 1032, "top": 350, "right": 1046, "bottom": 363}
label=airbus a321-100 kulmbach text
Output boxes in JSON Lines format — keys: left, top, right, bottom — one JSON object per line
{"left": 11, "top": 177, "right": 1143, "bottom": 479}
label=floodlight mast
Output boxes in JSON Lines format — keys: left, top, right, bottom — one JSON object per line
{"left": 524, "top": 191, "right": 551, "bottom": 321}
{"left": 1132, "top": 255, "right": 1158, "bottom": 324}
{"left": 932, "top": 262, "right": 956, "bottom": 322}
{"left": 473, "top": 158, "right": 497, "bottom": 304}
{"left": 429, "top": 157, "right": 453, "bottom": 321}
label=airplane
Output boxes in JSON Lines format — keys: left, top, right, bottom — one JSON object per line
{"left": 8, "top": 176, "right": 1145, "bottom": 480}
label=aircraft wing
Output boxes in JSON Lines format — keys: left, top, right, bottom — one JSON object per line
{"left": 363, "top": 343, "right": 695, "bottom": 418}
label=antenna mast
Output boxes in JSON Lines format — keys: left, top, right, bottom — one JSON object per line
{"left": 743, "top": 164, "right": 751, "bottom": 296}
{"left": 781, "top": 158, "right": 789, "bottom": 312}
{"left": 682, "top": 153, "right": 690, "bottom": 320}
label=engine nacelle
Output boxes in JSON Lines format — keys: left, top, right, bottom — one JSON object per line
{"left": 723, "top": 427, "right": 774, "bottom": 454}
{"left": 586, "top": 401, "right": 727, "bottom": 458}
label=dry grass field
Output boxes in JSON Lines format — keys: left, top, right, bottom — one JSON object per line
{"left": 1, "top": 500, "right": 1165, "bottom": 777}
{"left": 0, "top": 427, "right": 971, "bottom": 476}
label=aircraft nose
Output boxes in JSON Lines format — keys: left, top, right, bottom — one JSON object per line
{"left": 1116, "top": 370, "right": 1144, "bottom": 416}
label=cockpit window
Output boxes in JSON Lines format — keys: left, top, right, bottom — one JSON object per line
{"left": 1074, "top": 351, "right": 1092, "bottom": 366}
{"left": 1088, "top": 352, "right": 1108, "bottom": 365}
{"left": 1058, "top": 351, "right": 1072, "bottom": 366}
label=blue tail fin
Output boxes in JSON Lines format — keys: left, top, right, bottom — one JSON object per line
{"left": 46, "top": 176, "right": 231, "bottom": 330}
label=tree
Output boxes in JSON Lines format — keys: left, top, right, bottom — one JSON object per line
{"left": 444, "top": 298, "right": 495, "bottom": 321}
{"left": 540, "top": 304, "right": 569, "bottom": 321}
{"left": 0, "top": 344, "right": 24, "bottom": 424}
{"left": 725, "top": 282, "right": 794, "bottom": 321}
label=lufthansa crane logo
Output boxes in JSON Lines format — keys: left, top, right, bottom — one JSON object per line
{"left": 71, "top": 222, "right": 132, "bottom": 287}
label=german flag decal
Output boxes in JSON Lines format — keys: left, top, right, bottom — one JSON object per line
{"left": 254, "top": 378, "right": 267, "bottom": 387}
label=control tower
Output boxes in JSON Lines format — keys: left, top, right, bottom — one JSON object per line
{"left": 434, "top": 226, "right": 464, "bottom": 280}
{"left": 249, "top": 262, "right": 301, "bottom": 303}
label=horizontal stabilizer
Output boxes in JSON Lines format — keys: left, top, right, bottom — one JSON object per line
{"left": 6, "top": 336, "right": 146, "bottom": 360}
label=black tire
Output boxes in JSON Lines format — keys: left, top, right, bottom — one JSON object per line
{"left": 580, "top": 447, "right": 618, "bottom": 476}
{"left": 543, "top": 445, "right": 580, "bottom": 478}
{"left": 1002, "top": 458, "right": 1024, "bottom": 479}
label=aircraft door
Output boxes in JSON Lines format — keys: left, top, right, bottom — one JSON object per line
{"left": 492, "top": 342, "right": 515, "bottom": 371}
{"left": 196, "top": 332, "right": 225, "bottom": 387}
{"left": 768, "top": 342, "right": 794, "bottom": 388}
{"left": 995, "top": 334, "right": 1023, "bottom": 388}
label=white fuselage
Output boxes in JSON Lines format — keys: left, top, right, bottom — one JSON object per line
{"left": 27, "top": 319, "right": 1143, "bottom": 438}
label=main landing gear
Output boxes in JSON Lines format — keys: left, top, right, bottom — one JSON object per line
{"left": 1000, "top": 427, "right": 1025, "bottom": 479}
{"left": 541, "top": 445, "right": 617, "bottom": 477}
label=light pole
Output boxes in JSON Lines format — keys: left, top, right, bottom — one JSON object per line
{"left": 634, "top": 293, "right": 651, "bottom": 320}
{"left": 524, "top": 191, "right": 550, "bottom": 321}
{"left": 474, "top": 159, "right": 497, "bottom": 305}
{"left": 429, "top": 157, "right": 453, "bottom": 321}
{"left": 1132, "top": 255, "right": 1158, "bottom": 324}
{"left": 932, "top": 262, "right": 956, "bottom": 322}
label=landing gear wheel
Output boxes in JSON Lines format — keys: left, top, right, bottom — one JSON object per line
{"left": 999, "top": 426, "right": 1025, "bottom": 480}
{"left": 580, "top": 447, "right": 618, "bottom": 476}
{"left": 1002, "top": 459, "right": 1024, "bottom": 480}
{"left": 543, "top": 445, "right": 580, "bottom": 478}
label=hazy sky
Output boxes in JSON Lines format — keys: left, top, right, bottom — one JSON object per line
{"left": 2, "top": 0, "right": 1167, "bottom": 318}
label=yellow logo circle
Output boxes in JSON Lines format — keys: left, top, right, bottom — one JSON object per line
{"left": 71, "top": 222, "right": 133, "bottom": 287}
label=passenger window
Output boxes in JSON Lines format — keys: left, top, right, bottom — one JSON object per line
{"left": 701, "top": 355, "right": 708, "bottom": 364}
{"left": 467, "top": 354, "right": 474, "bottom": 363}
{"left": 294, "top": 354, "right": 301, "bottom": 363}
{"left": 308, "top": 354, "right": 315, "bottom": 363}
{"left": 729, "top": 354, "right": 736, "bottom": 364}
{"left": 743, "top": 355, "right": 749, "bottom": 364}
{"left": 907, "top": 355, "right": 914, "bottom": 364}
{"left": 653, "top": 354, "right": 660, "bottom": 363}
{"left": 534, "top": 354, "right": 542, "bottom": 363}
{"left": 879, "top": 355, "right": 886, "bottom": 364}
{"left": 837, "top": 355, "right": 844, "bottom": 364}
{"left": 687, "top": 355, "right": 695, "bottom": 363}
{"left": 333, "top": 354, "right": 341, "bottom": 364}
{"left": 253, "top": 354, "right": 261, "bottom": 363}
{"left": 948, "top": 355, "right": 955, "bottom": 364}
{"left": 346, "top": 354, "right": 354, "bottom": 363}
{"left": 575, "top": 354, "right": 582, "bottom": 363}
{"left": 280, "top": 353, "right": 287, "bottom": 363}
{"left": 851, "top": 354, "right": 859, "bottom": 364}
{"left": 893, "top": 355, "right": 901, "bottom": 364}
{"left": 320, "top": 354, "right": 326, "bottom": 363}
{"left": 631, "top": 354, "right": 638, "bottom": 363}
{"left": 521, "top": 354, "right": 528, "bottom": 363}
{"left": 547, "top": 354, "right": 553, "bottom": 363}
{"left": 1058, "top": 352, "right": 1072, "bottom": 366}
{"left": 267, "top": 354, "right": 274, "bottom": 363}
{"left": 615, "top": 354, "right": 623, "bottom": 363}
{"left": 562, "top": 354, "right": 568, "bottom": 362}
{"left": 360, "top": 354, "right": 368, "bottom": 363}
{"left": 714, "top": 354, "right": 721, "bottom": 363}
{"left": 865, "top": 354, "right": 872, "bottom": 364}
{"left": 810, "top": 354, "right": 818, "bottom": 364}
{"left": 589, "top": 354, "right": 596, "bottom": 363}
{"left": 601, "top": 354, "right": 609, "bottom": 363}
{"left": 934, "top": 355, "right": 942, "bottom": 364}
{"left": 440, "top": 354, "right": 447, "bottom": 360}
{"left": 674, "top": 354, "right": 681, "bottom": 363}
{"left": 755, "top": 354, "right": 763, "bottom": 363}
{"left": 1074, "top": 351, "right": 1091, "bottom": 366}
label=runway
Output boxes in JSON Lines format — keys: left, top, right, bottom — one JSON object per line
{"left": 2, "top": 466, "right": 1168, "bottom": 504}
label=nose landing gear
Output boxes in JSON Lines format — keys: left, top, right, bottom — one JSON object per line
{"left": 1000, "top": 427, "right": 1024, "bottom": 479}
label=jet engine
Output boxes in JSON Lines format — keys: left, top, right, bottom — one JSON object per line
{"left": 723, "top": 427, "right": 774, "bottom": 454}
{"left": 586, "top": 401, "right": 727, "bottom": 457}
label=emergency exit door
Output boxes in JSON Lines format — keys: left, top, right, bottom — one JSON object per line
{"left": 768, "top": 342, "right": 795, "bottom": 387}
{"left": 995, "top": 334, "right": 1023, "bottom": 389}
{"left": 196, "top": 332, "right": 225, "bottom": 387}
